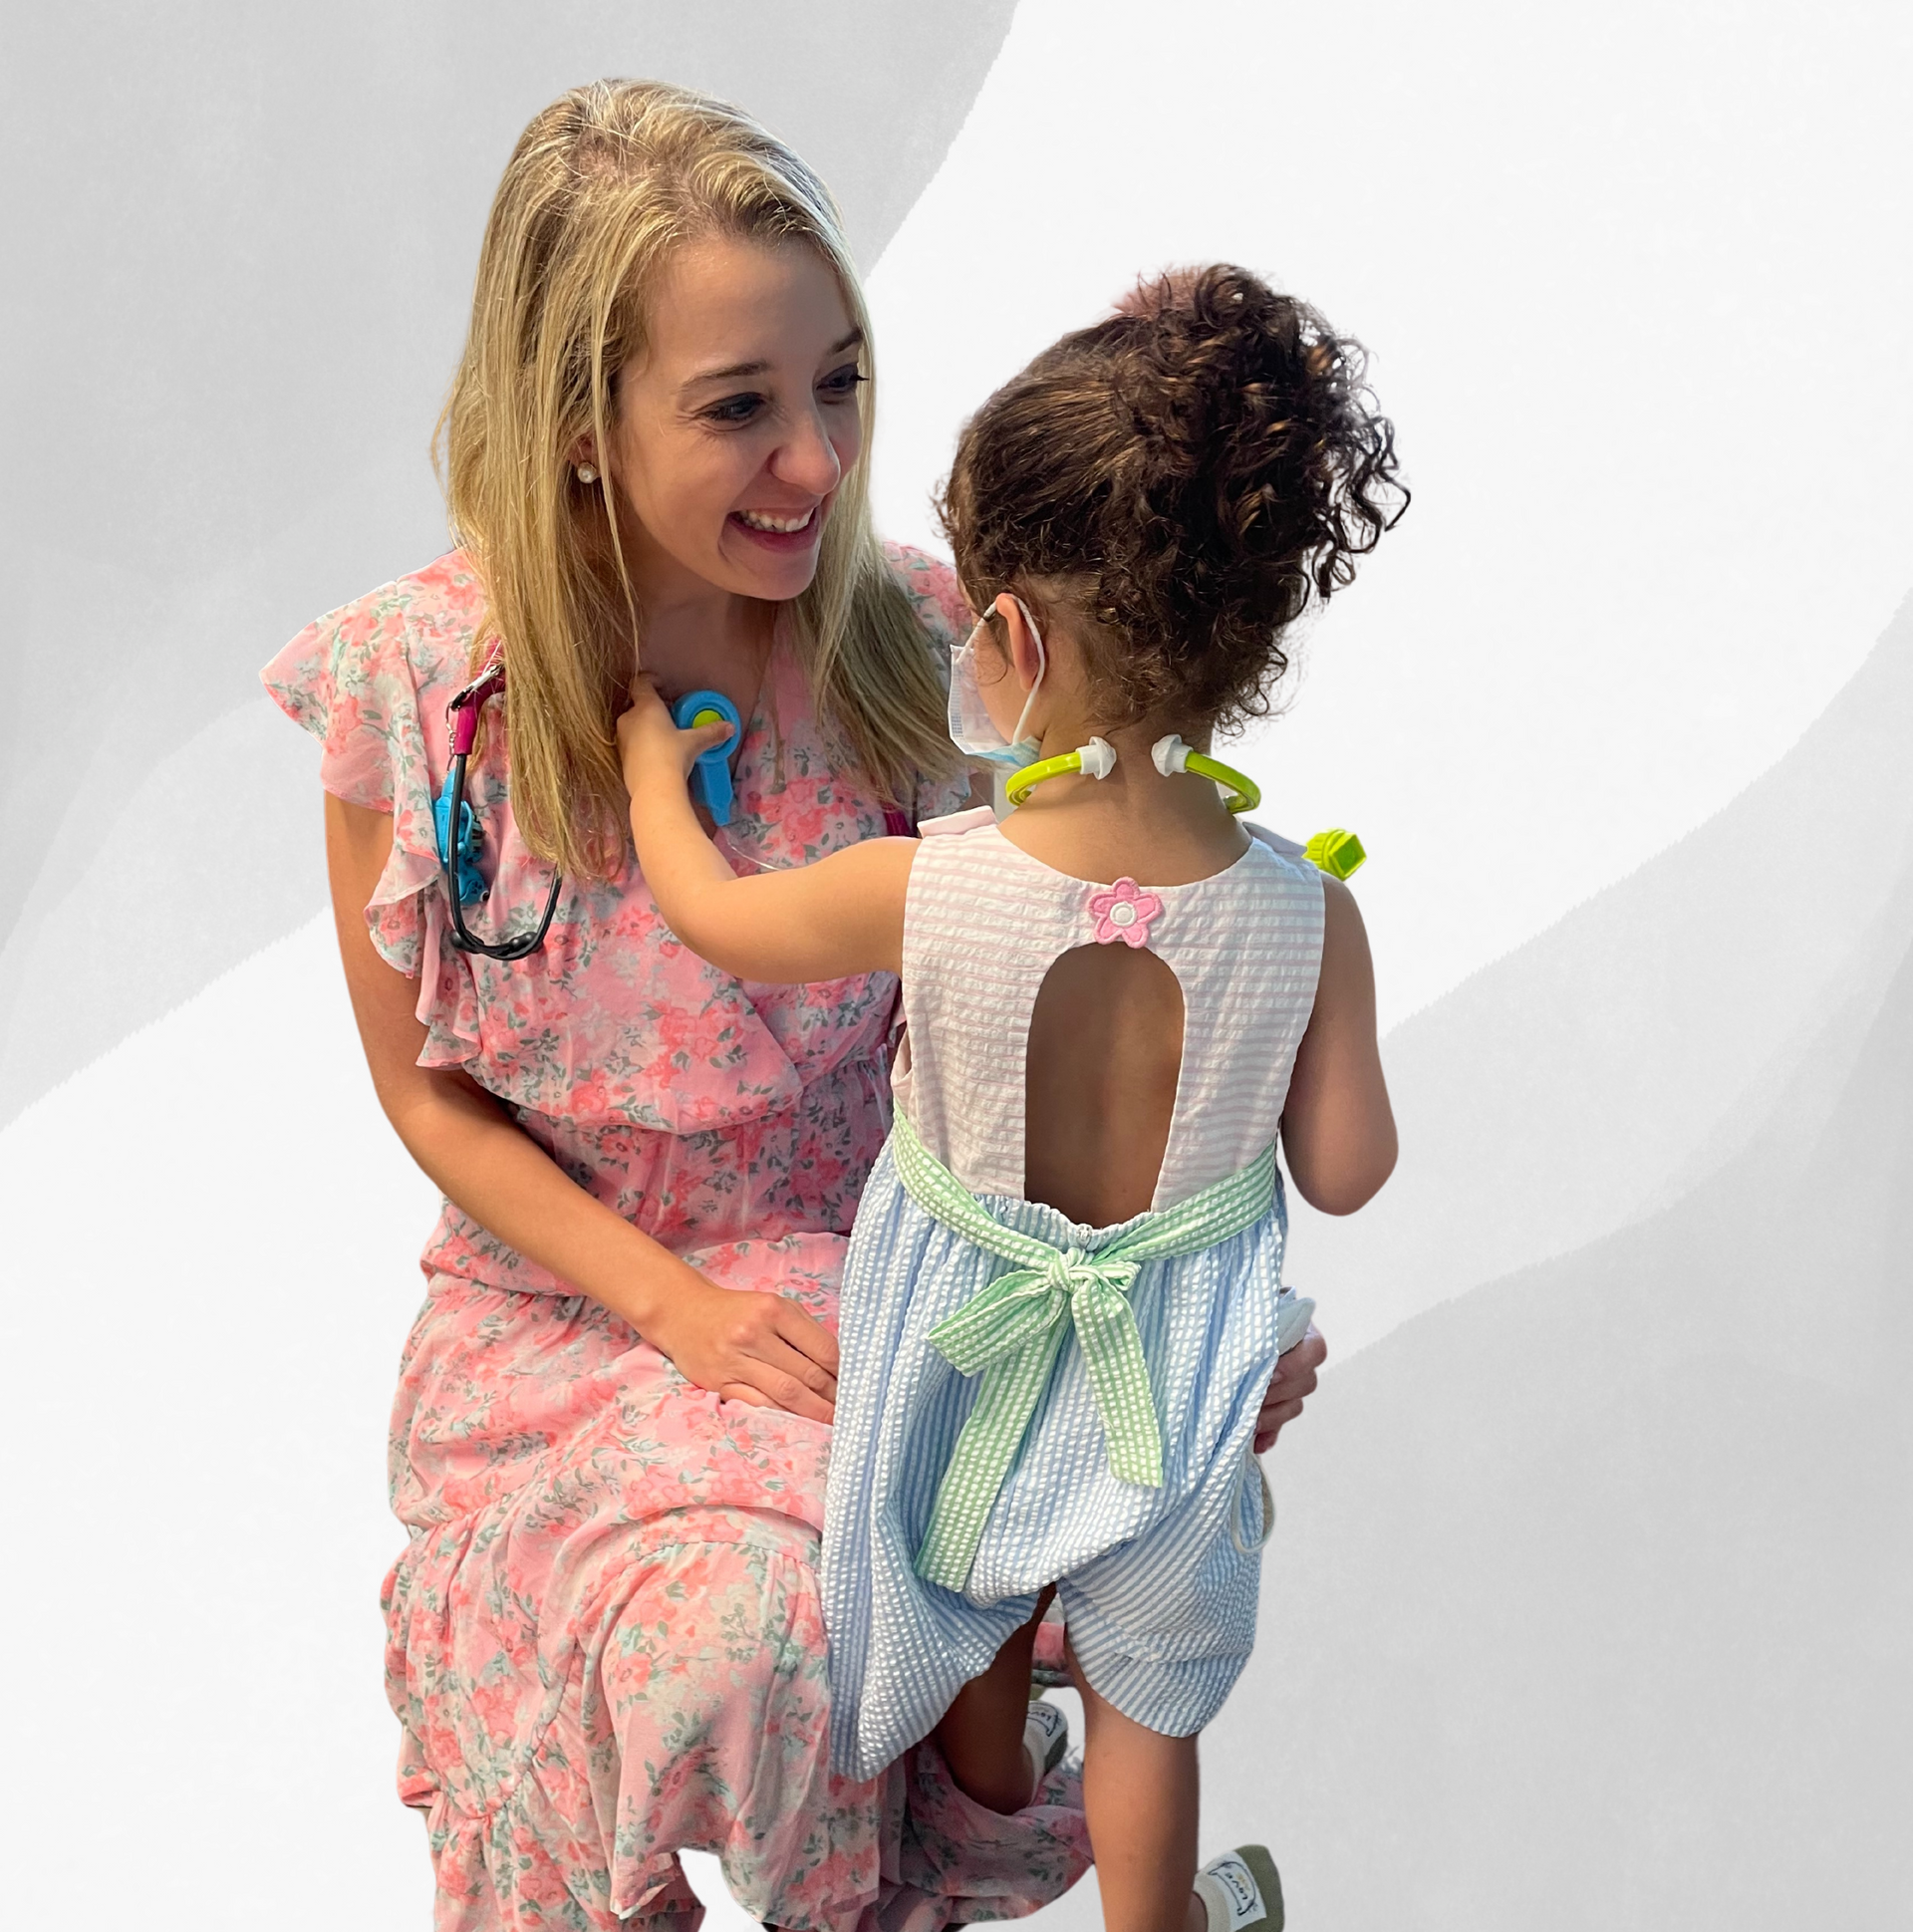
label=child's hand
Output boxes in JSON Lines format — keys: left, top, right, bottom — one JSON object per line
{"left": 616, "top": 675, "right": 734, "bottom": 792}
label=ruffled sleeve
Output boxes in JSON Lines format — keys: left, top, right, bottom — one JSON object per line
{"left": 260, "top": 552, "right": 482, "bottom": 980}
{"left": 885, "top": 539, "right": 972, "bottom": 676}
{"left": 263, "top": 553, "right": 820, "bottom": 1136}
{"left": 883, "top": 541, "right": 977, "bottom": 824}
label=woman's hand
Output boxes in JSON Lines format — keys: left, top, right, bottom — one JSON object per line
{"left": 642, "top": 1268, "right": 841, "bottom": 1424}
{"left": 1254, "top": 1325, "right": 1326, "bottom": 1453}
{"left": 616, "top": 674, "right": 734, "bottom": 791}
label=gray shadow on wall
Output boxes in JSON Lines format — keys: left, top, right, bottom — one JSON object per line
{"left": 1185, "top": 599, "right": 1913, "bottom": 1926}
{"left": 1285, "top": 589, "right": 1913, "bottom": 1353}
{"left": 0, "top": 0, "right": 1016, "bottom": 1125}
{"left": 1206, "top": 886, "right": 1913, "bottom": 1927}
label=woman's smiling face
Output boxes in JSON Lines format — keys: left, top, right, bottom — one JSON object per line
{"left": 601, "top": 233, "right": 866, "bottom": 607}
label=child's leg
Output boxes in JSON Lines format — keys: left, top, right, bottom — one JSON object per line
{"left": 1069, "top": 1634, "right": 1205, "bottom": 1932}
{"left": 935, "top": 1584, "right": 1057, "bottom": 1812}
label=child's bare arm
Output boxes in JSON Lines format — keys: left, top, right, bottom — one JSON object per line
{"left": 1280, "top": 876, "right": 1397, "bottom": 1215}
{"left": 618, "top": 678, "right": 915, "bottom": 983}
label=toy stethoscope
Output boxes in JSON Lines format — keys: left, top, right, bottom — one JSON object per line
{"left": 435, "top": 671, "right": 895, "bottom": 959}
{"left": 1004, "top": 731, "right": 1368, "bottom": 880}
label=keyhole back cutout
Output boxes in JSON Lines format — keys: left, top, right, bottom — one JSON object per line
{"left": 1023, "top": 942, "right": 1187, "bottom": 1228}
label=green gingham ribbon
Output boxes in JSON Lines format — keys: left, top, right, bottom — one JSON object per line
{"left": 889, "top": 1106, "right": 1276, "bottom": 1592}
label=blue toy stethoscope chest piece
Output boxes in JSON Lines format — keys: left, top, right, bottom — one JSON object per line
{"left": 671, "top": 688, "right": 743, "bottom": 826}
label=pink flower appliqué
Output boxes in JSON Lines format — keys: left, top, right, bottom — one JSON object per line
{"left": 1087, "top": 877, "right": 1164, "bottom": 949}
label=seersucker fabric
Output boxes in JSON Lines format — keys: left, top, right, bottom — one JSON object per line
{"left": 822, "top": 822, "right": 1325, "bottom": 1780}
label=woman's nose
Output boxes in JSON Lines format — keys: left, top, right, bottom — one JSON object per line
{"left": 771, "top": 405, "right": 845, "bottom": 497}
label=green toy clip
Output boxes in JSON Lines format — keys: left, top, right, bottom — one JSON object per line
{"left": 1304, "top": 828, "right": 1366, "bottom": 880}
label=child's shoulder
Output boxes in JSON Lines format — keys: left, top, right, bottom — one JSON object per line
{"left": 1236, "top": 827, "right": 1335, "bottom": 912}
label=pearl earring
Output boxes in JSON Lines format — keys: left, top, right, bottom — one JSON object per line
{"left": 576, "top": 463, "right": 599, "bottom": 484}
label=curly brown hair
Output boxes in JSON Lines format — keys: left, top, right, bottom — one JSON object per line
{"left": 938, "top": 264, "right": 1407, "bottom": 732}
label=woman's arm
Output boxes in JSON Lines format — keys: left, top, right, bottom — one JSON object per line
{"left": 618, "top": 678, "right": 916, "bottom": 982}
{"left": 325, "top": 794, "right": 840, "bottom": 1421}
{"left": 1280, "top": 876, "right": 1398, "bottom": 1215}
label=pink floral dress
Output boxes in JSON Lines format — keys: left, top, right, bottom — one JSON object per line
{"left": 262, "top": 547, "right": 1090, "bottom": 1932}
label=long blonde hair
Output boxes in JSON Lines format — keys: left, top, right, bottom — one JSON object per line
{"left": 437, "top": 79, "right": 956, "bottom": 878}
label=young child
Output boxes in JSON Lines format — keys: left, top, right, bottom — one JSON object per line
{"left": 619, "top": 264, "right": 1401, "bottom": 1932}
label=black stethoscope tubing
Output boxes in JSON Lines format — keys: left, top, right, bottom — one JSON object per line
{"left": 439, "top": 746, "right": 564, "bottom": 962}
{"left": 440, "top": 665, "right": 564, "bottom": 962}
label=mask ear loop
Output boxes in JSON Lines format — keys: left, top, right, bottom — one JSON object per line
{"left": 996, "top": 594, "right": 1047, "bottom": 745}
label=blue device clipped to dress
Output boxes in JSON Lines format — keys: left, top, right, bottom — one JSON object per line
{"left": 672, "top": 689, "right": 743, "bottom": 825}
{"left": 432, "top": 782, "right": 486, "bottom": 903}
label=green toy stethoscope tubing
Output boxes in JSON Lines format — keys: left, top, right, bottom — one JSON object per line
{"left": 1003, "top": 739, "right": 1261, "bottom": 813}
{"left": 1172, "top": 747, "right": 1260, "bottom": 814}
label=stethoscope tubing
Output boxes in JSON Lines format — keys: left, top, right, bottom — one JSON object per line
{"left": 440, "top": 662, "right": 564, "bottom": 962}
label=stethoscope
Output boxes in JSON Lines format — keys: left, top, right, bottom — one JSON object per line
{"left": 434, "top": 663, "right": 562, "bottom": 961}
{"left": 434, "top": 667, "right": 772, "bottom": 960}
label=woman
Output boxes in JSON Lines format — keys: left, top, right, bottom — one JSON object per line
{"left": 266, "top": 80, "right": 1325, "bottom": 1932}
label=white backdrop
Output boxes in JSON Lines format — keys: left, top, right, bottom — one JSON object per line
{"left": 2, "top": 4, "right": 1908, "bottom": 1928}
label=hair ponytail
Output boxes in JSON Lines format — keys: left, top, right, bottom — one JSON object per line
{"left": 939, "top": 263, "right": 1408, "bottom": 731}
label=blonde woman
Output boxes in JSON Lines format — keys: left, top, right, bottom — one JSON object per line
{"left": 265, "top": 81, "right": 1324, "bottom": 1932}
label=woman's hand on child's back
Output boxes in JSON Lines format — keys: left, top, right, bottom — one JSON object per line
{"left": 643, "top": 1265, "right": 840, "bottom": 1424}
{"left": 1255, "top": 1325, "right": 1326, "bottom": 1452}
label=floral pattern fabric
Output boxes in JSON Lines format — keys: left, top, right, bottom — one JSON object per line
{"left": 262, "top": 548, "right": 1091, "bottom": 1931}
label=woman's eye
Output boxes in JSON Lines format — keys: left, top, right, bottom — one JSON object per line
{"left": 704, "top": 392, "right": 764, "bottom": 425}
{"left": 819, "top": 363, "right": 868, "bottom": 400}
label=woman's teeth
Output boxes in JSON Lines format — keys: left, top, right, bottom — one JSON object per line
{"left": 735, "top": 507, "right": 816, "bottom": 533}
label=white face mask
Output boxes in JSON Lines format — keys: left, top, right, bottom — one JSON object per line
{"left": 948, "top": 597, "right": 1046, "bottom": 769}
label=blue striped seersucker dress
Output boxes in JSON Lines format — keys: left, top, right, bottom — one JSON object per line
{"left": 821, "top": 820, "right": 1324, "bottom": 1782}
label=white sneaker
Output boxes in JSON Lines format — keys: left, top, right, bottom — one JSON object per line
{"left": 1194, "top": 1845, "right": 1284, "bottom": 1932}
{"left": 1023, "top": 1697, "right": 1070, "bottom": 1794}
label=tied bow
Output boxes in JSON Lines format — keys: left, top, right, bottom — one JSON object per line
{"left": 888, "top": 1107, "right": 1276, "bottom": 1594}
{"left": 929, "top": 1243, "right": 1162, "bottom": 1478}
{"left": 913, "top": 1241, "right": 1162, "bottom": 1592}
